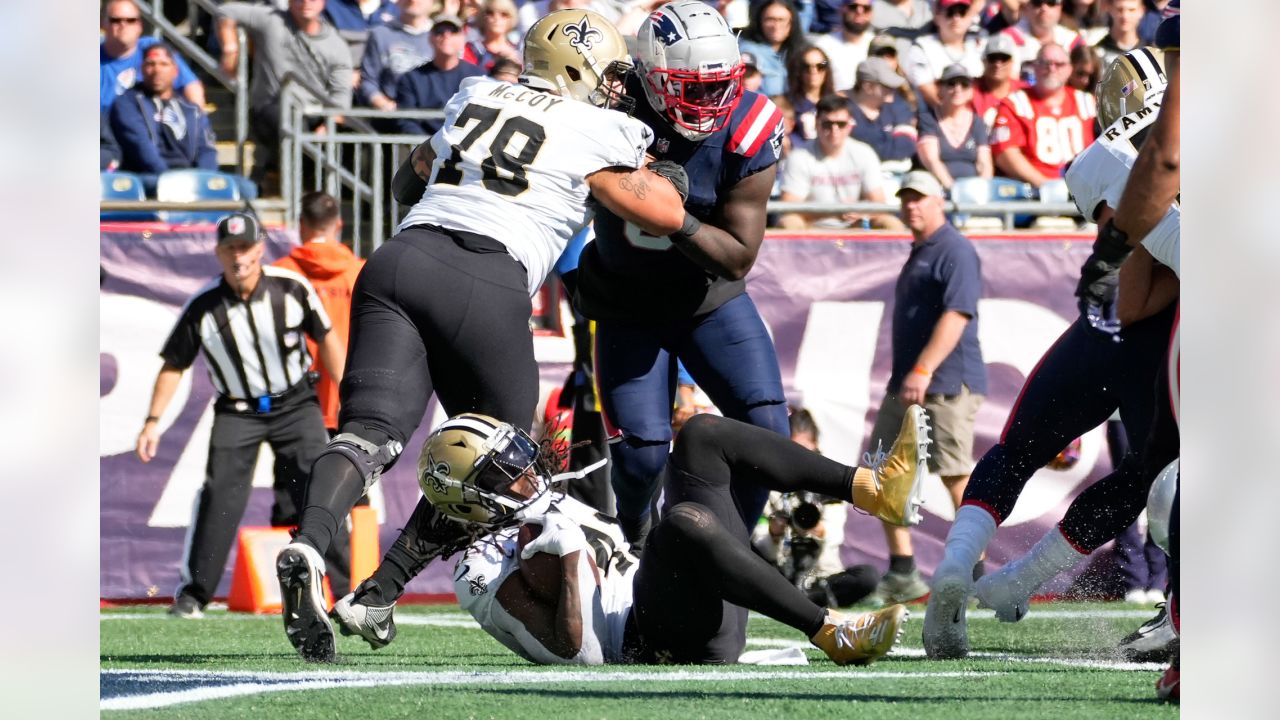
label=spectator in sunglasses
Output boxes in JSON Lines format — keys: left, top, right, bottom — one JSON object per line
{"left": 777, "top": 95, "right": 904, "bottom": 229}
{"left": 916, "top": 64, "right": 992, "bottom": 191}
{"left": 100, "top": 0, "right": 205, "bottom": 112}
{"left": 903, "top": 0, "right": 984, "bottom": 110}
{"left": 997, "top": 0, "right": 1085, "bottom": 75}
{"left": 785, "top": 46, "right": 837, "bottom": 143}
{"left": 971, "top": 33, "right": 1026, "bottom": 130}
{"left": 813, "top": 0, "right": 877, "bottom": 93}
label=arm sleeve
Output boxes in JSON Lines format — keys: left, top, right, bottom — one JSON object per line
{"left": 778, "top": 150, "right": 813, "bottom": 198}
{"left": 903, "top": 42, "right": 933, "bottom": 87}
{"left": 109, "top": 97, "right": 169, "bottom": 174}
{"left": 938, "top": 242, "right": 982, "bottom": 316}
{"left": 357, "top": 32, "right": 384, "bottom": 105}
{"left": 988, "top": 100, "right": 1025, "bottom": 157}
{"left": 159, "top": 304, "right": 203, "bottom": 369}
{"left": 216, "top": 2, "right": 270, "bottom": 29}
{"left": 394, "top": 74, "right": 429, "bottom": 135}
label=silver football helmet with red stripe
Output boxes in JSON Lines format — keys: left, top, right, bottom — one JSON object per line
{"left": 635, "top": 1, "right": 744, "bottom": 141}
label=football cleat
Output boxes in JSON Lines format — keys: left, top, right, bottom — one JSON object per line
{"left": 332, "top": 580, "right": 397, "bottom": 650}
{"left": 810, "top": 605, "right": 909, "bottom": 666}
{"left": 167, "top": 593, "right": 204, "bottom": 619}
{"left": 277, "top": 542, "right": 336, "bottom": 662}
{"left": 871, "top": 569, "right": 931, "bottom": 605}
{"left": 1155, "top": 649, "right": 1179, "bottom": 703}
{"left": 922, "top": 564, "right": 972, "bottom": 659}
{"left": 973, "top": 565, "right": 1034, "bottom": 623}
{"left": 862, "top": 404, "right": 931, "bottom": 526}
{"left": 1117, "top": 603, "right": 1178, "bottom": 663}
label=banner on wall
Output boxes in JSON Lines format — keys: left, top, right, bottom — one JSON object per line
{"left": 101, "top": 228, "right": 1113, "bottom": 600}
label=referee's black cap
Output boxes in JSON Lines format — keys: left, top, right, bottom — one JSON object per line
{"left": 216, "top": 212, "right": 263, "bottom": 245}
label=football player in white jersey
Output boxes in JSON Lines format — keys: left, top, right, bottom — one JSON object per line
{"left": 922, "top": 46, "right": 1180, "bottom": 662}
{"left": 275, "top": 9, "right": 693, "bottom": 663}
{"left": 414, "top": 409, "right": 935, "bottom": 666}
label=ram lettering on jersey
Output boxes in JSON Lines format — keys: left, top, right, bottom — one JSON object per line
{"left": 1102, "top": 100, "right": 1161, "bottom": 141}
{"left": 486, "top": 83, "right": 566, "bottom": 111}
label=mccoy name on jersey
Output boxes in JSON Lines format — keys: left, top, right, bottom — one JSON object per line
{"left": 452, "top": 495, "right": 638, "bottom": 665}
{"left": 575, "top": 78, "right": 784, "bottom": 322}
{"left": 400, "top": 76, "right": 653, "bottom": 295}
{"left": 1066, "top": 101, "right": 1180, "bottom": 278}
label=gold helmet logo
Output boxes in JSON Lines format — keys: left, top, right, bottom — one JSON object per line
{"left": 562, "top": 17, "right": 604, "bottom": 52}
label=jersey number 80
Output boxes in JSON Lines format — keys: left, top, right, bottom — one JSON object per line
{"left": 433, "top": 103, "right": 547, "bottom": 197}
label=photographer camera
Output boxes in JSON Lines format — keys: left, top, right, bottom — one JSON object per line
{"left": 752, "top": 409, "right": 879, "bottom": 608}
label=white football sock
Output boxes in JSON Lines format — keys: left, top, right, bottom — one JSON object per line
{"left": 937, "top": 505, "right": 998, "bottom": 576}
{"left": 1001, "top": 526, "right": 1087, "bottom": 594}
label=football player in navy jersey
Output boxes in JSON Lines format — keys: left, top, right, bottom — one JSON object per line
{"left": 921, "top": 46, "right": 1180, "bottom": 662}
{"left": 574, "top": 0, "right": 791, "bottom": 550}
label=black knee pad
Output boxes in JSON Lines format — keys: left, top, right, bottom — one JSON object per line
{"left": 318, "top": 432, "right": 405, "bottom": 493}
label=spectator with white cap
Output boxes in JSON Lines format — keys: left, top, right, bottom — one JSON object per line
{"left": 849, "top": 57, "right": 918, "bottom": 174}
{"left": 902, "top": 0, "right": 985, "bottom": 109}
{"left": 916, "top": 63, "right": 992, "bottom": 191}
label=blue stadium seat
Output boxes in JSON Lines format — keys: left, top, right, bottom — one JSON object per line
{"left": 100, "top": 171, "right": 158, "bottom": 222}
{"left": 156, "top": 169, "right": 242, "bottom": 225}
{"left": 990, "top": 177, "right": 1039, "bottom": 228}
{"left": 1038, "top": 178, "right": 1070, "bottom": 205}
{"left": 950, "top": 177, "right": 992, "bottom": 205}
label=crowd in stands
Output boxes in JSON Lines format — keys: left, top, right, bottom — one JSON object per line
{"left": 100, "top": 0, "right": 1174, "bottom": 222}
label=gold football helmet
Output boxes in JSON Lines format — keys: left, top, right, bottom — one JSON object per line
{"left": 1096, "top": 47, "right": 1166, "bottom": 129}
{"left": 418, "top": 414, "right": 549, "bottom": 528}
{"left": 520, "top": 9, "right": 633, "bottom": 110}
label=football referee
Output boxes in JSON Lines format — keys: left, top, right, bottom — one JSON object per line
{"left": 135, "top": 212, "right": 346, "bottom": 618}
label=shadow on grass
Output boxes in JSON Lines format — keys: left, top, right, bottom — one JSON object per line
{"left": 477, "top": 686, "right": 1163, "bottom": 706}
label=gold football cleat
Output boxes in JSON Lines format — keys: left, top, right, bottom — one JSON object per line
{"left": 811, "top": 605, "right": 909, "bottom": 666}
{"left": 864, "top": 404, "right": 932, "bottom": 526}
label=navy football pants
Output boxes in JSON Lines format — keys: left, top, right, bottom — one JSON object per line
{"left": 594, "top": 292, "right": 789, "bottom": 531}
{"left": 962, "top": 304, "right": 1177, "bottom": 551}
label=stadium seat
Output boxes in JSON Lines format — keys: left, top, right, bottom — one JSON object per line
{"left": 100, "top": 171, "right": 158, "bottom": 222}
{"left": 156, "top": 169, "right": 242, "bottom": 225}
{"left": 1038, "top": 178, "right": 1070, "bottom": 204}
{"left": 990, "top": 177, "right": 1038, "bottom": 228}
{"left": 950, "top": 177, "right": 992, "bottom": 205}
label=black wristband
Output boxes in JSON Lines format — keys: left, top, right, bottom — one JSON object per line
{"left": 670, "top": 213, "right": 701, "bottom": 245}
{"left": 1093, "top": 219, "right": 1133, "bottom": 263}
{"left": 144, "top": 415, "right": 160, "bottom": 424}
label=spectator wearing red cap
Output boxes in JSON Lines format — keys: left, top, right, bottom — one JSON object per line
{"left": 989, "top": 42, "right": 1096, "bottom": 187}
{"left": 903, "top": 0, "right": 984, "bottom": 109}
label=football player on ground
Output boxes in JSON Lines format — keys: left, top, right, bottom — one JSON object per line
{"left": 274, "top": 9, "right": 692, "bottom": 663}
{"left": 574, "top": 1, "right": 791, "bottom": 553}
{"left": 921, "top": 46, "right": 1180, "bottom": 661}
{"left": 415, "top": 409, "right": 931, "bottom": 665}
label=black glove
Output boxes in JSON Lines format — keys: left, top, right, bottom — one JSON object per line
{"left": 1092, "top": 218, "right": 1134, "bottom": 264}
{"left": 1075, "top": 260, "right": 1121, "bottom": 307}
{"left": 647, "top": 159, "right": 689, "bottom": 203}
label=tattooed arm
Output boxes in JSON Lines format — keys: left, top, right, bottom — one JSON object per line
{"left": 585, "top": 166, "right": 685, "bottom": 237}
{"left": 391, "top": 138, "right": 438, "bottom": 206}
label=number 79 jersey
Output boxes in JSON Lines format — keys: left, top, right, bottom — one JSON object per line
{"left": 398, "top": 76, "right": 653, "bottom": 296}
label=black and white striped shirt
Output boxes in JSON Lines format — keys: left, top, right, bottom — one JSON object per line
{"left": 161, "top": 266, "right": 332, "bottom": 401}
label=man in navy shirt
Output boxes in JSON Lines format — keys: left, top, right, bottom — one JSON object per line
{"left": 866, "top": 169, "right": 986, "bottom": 604}
{"left": 394, "top": 13, "right": 484, "bottom": 135}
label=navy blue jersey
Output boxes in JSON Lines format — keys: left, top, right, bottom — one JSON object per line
{"left": 575, "top": 80, "right": 784, "bottom": 323}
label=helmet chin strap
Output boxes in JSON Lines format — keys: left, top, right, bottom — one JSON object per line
{"left": 549, "top": 458, "right": 608, "bottom": 489}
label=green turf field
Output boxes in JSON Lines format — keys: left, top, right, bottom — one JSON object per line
{"left": 100, "top": 602, "right": 1178, "bottom": 718}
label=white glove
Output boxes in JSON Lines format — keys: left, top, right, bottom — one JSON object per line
{"left": 520, "top": 512, "right": 589, "bottom": 559}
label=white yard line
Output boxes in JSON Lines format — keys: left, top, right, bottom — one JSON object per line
{"left": 100, "top": 668, "right": 1000, "bottom": 711}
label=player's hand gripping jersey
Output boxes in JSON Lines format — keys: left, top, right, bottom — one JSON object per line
{"left": 575, "top": 76, "right": 784, "bottom": 321}
{"left": 399, "top": 76, "right": 653, "bottom": 295}
{"left": 452, "top": 495, "right": 638, "bottom": 665}
{"left": 1066, "top": 99, "right": 1180, "bottom": 278}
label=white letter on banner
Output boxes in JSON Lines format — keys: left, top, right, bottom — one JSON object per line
{"left": 99, "top": 294, "right": 192, "bottom": 456}
{"left": 791, "top": 301, "right": 885, "bottom": 468}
